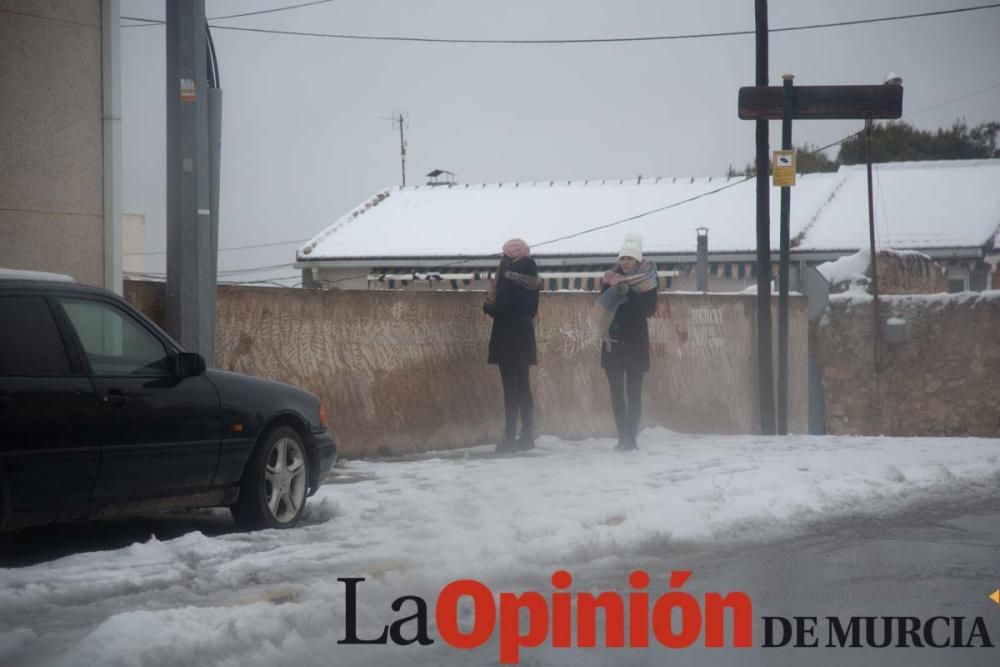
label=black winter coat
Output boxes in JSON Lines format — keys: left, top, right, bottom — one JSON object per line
{"left": 483, "top": 257, "right": 539, "bottom": 366}
{"left": 599, "top": 271, "right": 658, "bottom": 372}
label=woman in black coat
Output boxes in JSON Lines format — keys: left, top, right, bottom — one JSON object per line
{"left": 596, "top": 233, "right": 658, "bottom": 450}
{"left": 483, "top": 239, "right": 542, "bottom": 452}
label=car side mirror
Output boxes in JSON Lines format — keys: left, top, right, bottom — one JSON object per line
{"left": 174, "top": 352, "right": 207, "bottom": 378}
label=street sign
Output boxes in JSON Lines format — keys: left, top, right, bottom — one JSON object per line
{"left": 738, "top": 85, "right": 903, "bottom": 120}
{"left": 772, "top": 150, "right": 796, "bottom": 187}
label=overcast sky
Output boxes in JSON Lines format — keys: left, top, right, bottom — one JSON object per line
{"left": 120, "top": 0, "right": 1000, "bottom": 283}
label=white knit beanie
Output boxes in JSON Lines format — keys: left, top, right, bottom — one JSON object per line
{"left": 618, "top": 232, "right": 643, "bottom": 262}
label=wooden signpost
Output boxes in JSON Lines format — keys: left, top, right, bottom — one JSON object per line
{"left": 738, "top": 81, "right": 903, "bottom": 434}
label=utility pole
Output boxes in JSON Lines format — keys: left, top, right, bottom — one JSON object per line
{"left": 391, "top": 112, "right": 408, "bottom": 186}
{"left": 865, "top": 118, "right": 881, "bottom": 393}
{"left": 166, "top": 0, "right": 213, "bottom": 362}
{"left": 754, "top": 0, "right": 776, "bottom": 435}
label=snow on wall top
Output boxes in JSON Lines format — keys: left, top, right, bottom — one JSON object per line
{"left": 299, "top": 159, "right": 1000, "bottom": 261}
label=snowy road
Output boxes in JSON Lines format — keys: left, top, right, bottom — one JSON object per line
{"left": 2, "top": 430, "right": 999, "bottom": 666}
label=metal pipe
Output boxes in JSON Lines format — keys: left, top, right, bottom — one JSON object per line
{"left": 207, "top": 85, "right": 222, "bottom": 367}
{"left": 102, "top": 0, "right": 123, "bottom": 294}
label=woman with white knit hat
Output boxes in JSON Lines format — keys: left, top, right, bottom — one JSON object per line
{"left": 590, "top": 232, "right": 659, "bottom": 450}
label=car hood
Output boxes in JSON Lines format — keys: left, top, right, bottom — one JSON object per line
{"left": 202, "top": 368, "right": 323, "bottom": 430}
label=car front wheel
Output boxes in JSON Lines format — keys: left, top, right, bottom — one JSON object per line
{"left": 232, "top": 426, "right": 310, "bottom": 530}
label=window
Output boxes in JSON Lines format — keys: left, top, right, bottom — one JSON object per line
{"left": 0, "top": 296, "right": 72, "bottom": 377}
{"left": 59, "top": 298, "right": 171, "bottom": 377}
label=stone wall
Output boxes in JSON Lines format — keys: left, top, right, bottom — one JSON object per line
{"left": 126, "top": 282, "right": 809, "bottom": 456}
{"left": 876, "top": 251, "right": 948, "bottom": 295}
{"left": 816, "top": 292, "right": 1000, "bottom": 437}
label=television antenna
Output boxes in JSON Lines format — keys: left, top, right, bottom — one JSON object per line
{"left": 380, "top": 110, "right": 409, "bottom": 186}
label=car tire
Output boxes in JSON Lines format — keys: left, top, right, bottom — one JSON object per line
{"left": 232, "top": 426, "right": 310, "bottom": 530}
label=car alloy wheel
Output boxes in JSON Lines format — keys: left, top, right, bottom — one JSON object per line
{"left": 264, "top": 436, "right": 307, "bottom": 524}
{"left": 232, "top": 426, "right": 311, "bottom": 530}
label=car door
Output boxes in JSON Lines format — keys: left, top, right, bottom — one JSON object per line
{"left": 0, "top": 293, "right": 100, "bottom": 511}
{"left": 54, "top": 295, "right": 222, "bottom": 500}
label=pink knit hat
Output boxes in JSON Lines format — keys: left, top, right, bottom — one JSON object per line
{"left": 502, "top": 238, "right": 530, "bottom": 260}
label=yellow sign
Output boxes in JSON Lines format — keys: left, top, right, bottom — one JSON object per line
{"left": 991, "top": 589, "right": 1000, "bottom": 605}
{"left": 772, "top": 150, "right": 796, "bottom": 187}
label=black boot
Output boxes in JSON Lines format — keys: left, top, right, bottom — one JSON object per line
{"left": 517, "top": 406, "right": 534, "bottom": 450}
{"left": 496, "top": 409, "right": 519, "bottom": 453}
{"left": 612, "top": 407, "right": 631, "bottom": 451}
{"left": 626, "top": 416, "right": 640, "bottom": 450}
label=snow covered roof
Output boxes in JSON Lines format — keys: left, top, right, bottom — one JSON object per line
{"left": 299, "top": 159, "right": 1000, "bottom": 262}
{"left": 799, "top": 159, "right": 1000, "bottom": 252}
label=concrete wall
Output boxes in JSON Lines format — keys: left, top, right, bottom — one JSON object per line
{"left": 126, "top": 281, "right": 809, "bottom": 457}
{"left": 0, "top": 1, "right": 104, "bottom": 285}
{"left": 817, "top": 292, "right": 1000, "bottom": 437}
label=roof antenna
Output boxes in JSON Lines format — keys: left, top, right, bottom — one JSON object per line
{"left": 380, "top": 110, "right": 409, "bottom": 186}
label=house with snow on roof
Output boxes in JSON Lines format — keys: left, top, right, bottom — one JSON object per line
{"left": 295, "top": 159, "right": 1000, "bottom": 293}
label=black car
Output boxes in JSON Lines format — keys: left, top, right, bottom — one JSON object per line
{"left": 0, "top": 273, "right": 336, "bottom": 531}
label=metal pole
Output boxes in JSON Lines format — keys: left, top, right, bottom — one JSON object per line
{"left": 754, "top": 0, "right": 776, "bottom": 435}
{"left": 101, "top": 0, "right": 123, "bottom": 295}
{"left": 399, "top": 114, "right": 406, "bottom": 187}
{"left": 777, "top": 74, "right": 793, "bottom": 435}
{"left": 865, "top": 119, "right": 880, "bottom": 390}
{"left": 207, "top": 86, "right": 222, "bottom": 367}
{"left": 166, "top": 0, "right": 212, "bottom": 357}
{"left": 696, "top": 227, "right": 709, "bottom": 291}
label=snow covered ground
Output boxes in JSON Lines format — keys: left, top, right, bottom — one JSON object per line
{"left": 2, "top": 430, "right": 999, "bottom": 667}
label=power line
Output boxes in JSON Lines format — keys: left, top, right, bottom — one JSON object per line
{"left": 310, "top": 177, "right": 754, "bottom": 288}
{"left": 121, "top": 16, "right": 161, "bottom": 26}
{"left": 210, "top": 0, "right": 337, "bottom": 21}
{"left": 531, "top": 179, "right": 747, "bottom": 250}
{"left": 127, "top": 264, "right": 294, "bottom": 277}
{"left": 125, "top": 238, "right": 309, "bottom": 256}
{"left": 222, "top": 275, "right": 301, "bottom": 285}
{"left": 812, "top": 80, "right": 1000, "bottom": 155}
{"left": 121, "top": 0, "right": 337, "bottom": 28}
{"left": 121, "top": 3, "right": 1000, "bottom": 42}
{"left": 308, "top": 118, "right": 914, "bottom": 289}
{"left": 904, "top": 81, "right": 1000, "bottom": 119}
{"left": 217, "top": 263, "right": 294, "bottom": 275}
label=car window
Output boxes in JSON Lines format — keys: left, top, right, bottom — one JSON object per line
{"left": 58, "top": 298, "right": 172, "bottom": 377}
{"left": 0, "top": 295, "right": 72, "bottom": 377}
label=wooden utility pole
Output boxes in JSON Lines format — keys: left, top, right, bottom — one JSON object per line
{"left": 393, "top": 112, "right": 408, "bottom": 186}
{"left": 754, "top": 0, "right": 776, "bottom": 435}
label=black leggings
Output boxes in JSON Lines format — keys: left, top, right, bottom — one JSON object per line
{"left": 498, "top": 364, "right": 533, "bottom": 435}
{"left": 605, "top": 366, "right": 645, "bottom": 443}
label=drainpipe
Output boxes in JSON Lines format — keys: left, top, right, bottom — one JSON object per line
{"left": 102, "top": 0, "right": 122, "bottom": 294}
